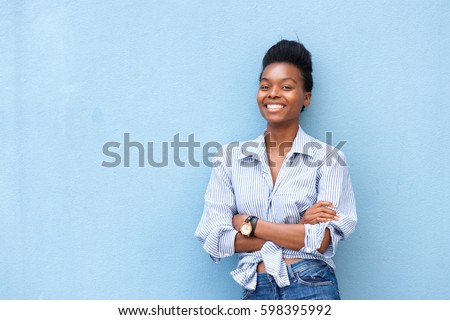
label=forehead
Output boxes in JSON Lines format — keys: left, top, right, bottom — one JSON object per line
{"left": 260, "top": 62, "right": 303, "bottom": 81}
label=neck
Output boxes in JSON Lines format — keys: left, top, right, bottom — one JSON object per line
{"left": 265, "top": 123, "right": 299, "bottom": 156}
{"left": 265, "top": 123, "right": 299, "bottom": 145}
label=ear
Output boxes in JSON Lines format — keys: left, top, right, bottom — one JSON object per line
{"left": 300, "top": 92, "right": 312, "bottom": 113}
{"left": 303, "top": 92, "right": 312, "bottom": 107}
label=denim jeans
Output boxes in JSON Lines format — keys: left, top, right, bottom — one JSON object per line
{"left": 241, "top": 259, "right": 341, "bottom": 300}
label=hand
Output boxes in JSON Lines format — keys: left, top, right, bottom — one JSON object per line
{"left": 232, "top": 214, "right": 249, "bottom": 231}
{"left": 300, "top": 201, "right": 339, "bottom": 224}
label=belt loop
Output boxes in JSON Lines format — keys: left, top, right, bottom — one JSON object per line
{"left": 286, "top": 263, "right": 295, "bottom": 279}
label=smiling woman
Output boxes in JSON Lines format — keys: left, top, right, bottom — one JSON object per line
{"left": 257, "top": 62, "right": 311, "bottom": 131}
{"left": 195, "top": 39, "right": 357, "bottom": 300}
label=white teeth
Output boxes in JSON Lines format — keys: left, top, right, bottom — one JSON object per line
{"left": 266, "top": 104, "right": 284, "bottom": 109}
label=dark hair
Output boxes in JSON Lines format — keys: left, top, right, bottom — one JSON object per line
{"left": 260, "top": 39, "right": 313, "bottom": 93}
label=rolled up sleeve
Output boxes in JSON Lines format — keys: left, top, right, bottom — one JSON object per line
{"left": 303, "top": 222, "right": 328, "bottom": 253}
{"left": 303, "top": 150, "right": 357, "bottom": 257}
{"left": 194, "top": 153, "right": 238, "bottom": 262}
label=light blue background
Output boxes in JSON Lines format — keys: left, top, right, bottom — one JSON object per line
{"left": 1, "top": 0, "right": 449, "bottom": 299}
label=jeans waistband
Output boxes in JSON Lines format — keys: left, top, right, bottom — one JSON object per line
{"left": 286, "top": 259, "right": 308, "bottom": 279}
{"left": 256, "top": 259, "right": 329, "bottom": 283}
{"left": 287, "top": 259, "right": 329, "bottom": 279}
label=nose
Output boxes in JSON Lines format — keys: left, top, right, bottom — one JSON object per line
{"left": 268, "top": 86, "right": 280, "bottom": 98}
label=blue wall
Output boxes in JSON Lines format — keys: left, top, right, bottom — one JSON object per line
{"left": 1, "top": 0, "right": 449, "bottom": 299}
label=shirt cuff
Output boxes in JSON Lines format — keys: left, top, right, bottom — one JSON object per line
{"left": 203, "top": 227, "right": 238, "bottom": 263}
{"left": 303, "top": 223, "right": 327, "bottom": 253}
{"left": 322, "top": 225, "right": 342, "bottom": 258}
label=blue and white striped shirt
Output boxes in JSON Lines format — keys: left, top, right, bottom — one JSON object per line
{"left": 195, "top": 126, "right": 357, "bottom": 290}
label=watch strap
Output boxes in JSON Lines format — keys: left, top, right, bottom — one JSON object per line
{"left": 244, "top": 216, "right": 253, "bottom": 223}
{"left": 250, "top": 216, "right": 258, "bottom": 237}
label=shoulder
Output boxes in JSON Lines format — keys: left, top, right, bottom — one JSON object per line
{"left": 298, "top": 131, "right": 347, "bottom": 167}
{"left": 215, "top": 132, "right": 265, "bottom": 163}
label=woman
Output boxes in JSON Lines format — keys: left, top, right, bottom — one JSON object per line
{"left": 195, "top": 39, "right": 357, "bottom": 300}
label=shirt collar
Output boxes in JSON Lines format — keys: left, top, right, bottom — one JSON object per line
{"left": 237, "top": 125, "right": 316, "bottom": 161}
{"left": 291, "top": 126, "right": 316, "bottom": 157}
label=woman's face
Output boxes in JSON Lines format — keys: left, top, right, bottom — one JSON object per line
{"left": 257, "top": 62, "right": 311, "bottom": 127}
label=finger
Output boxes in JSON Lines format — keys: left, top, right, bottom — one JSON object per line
{"left": 311, "top": 216, "right": 338, "bottom": 224}
{"left": 306, "top": 207, "right": 337, "bottom": 216}
{"left": 320, "top": 208, "right": 339, "bottom": 215}
{"left": 307, "top": 201, "right": 336, "bottom": 212}
{"left": 315, "top": 215, "right": 339, "bottom": 222}
{"left": 318, "top": 210, "right": 340, "bottom": 220}
{"left": 315, "top": 201, "right": 336, "bottom": 208}
{"left": 308, "top": 201, "right": 332, "bottom": 210}
{"left": 309, "top": 217, "right": 331, "bottom": 224}
{"left": 308, "top": 211, "right": 340, "bottom": 221}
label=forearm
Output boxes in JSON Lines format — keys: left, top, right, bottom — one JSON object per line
{"left": 234, "top": 232, "right": 266, "bottom": 252}
{"left": 254, "top": 220, "right": 305, "bottom": 251}
{"left": 254, "top": 221, "right": 330, "bottom": 252}
{"left": 232, "top": 214, "right": 331, "bottom": 253}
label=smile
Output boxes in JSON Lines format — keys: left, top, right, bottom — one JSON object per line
{"left": 265, "top": 104, "right": 285, "bottom": 110}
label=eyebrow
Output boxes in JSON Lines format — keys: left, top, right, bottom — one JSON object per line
{"left": 259, "top": 77, "right": 298, "bottom": 83}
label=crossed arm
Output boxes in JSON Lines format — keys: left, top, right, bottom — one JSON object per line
{"left": 232, "top": 201, "right": 339, "bottom": 254}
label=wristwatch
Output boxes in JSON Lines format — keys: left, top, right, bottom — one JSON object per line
{"left": 240, "top": 215, "right": 258, "bottom": 237}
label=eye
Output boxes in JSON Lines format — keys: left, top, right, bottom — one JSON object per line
{"left": 282, "top": 85, "right": 292, "bottom": 90}
{"left": 259, "top": 84, "right": 269, "bottom": 91}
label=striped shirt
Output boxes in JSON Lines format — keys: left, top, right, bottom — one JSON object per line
{"left": 194, "top": 126, "right": 357, "bottom": 290}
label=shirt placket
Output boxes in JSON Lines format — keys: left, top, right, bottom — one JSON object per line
{"left": 261, "top": 151, "right": 295, "bottom": 222}
{"left": 259, "top": 156, "right": 274, "bottom": 222}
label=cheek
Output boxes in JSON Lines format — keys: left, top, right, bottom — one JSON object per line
{"left": 256, "top": 91, "right": 265, "bottom": 105}
{"left": 289, "top": 93, "right": 304, "bottom": 106}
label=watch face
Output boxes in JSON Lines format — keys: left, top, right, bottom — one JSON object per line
{"left": 240, "top": 223, "right": 252, "bottom": 236}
